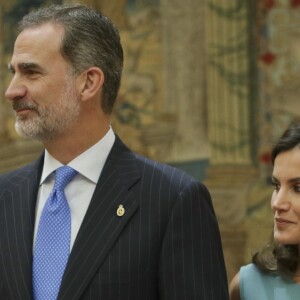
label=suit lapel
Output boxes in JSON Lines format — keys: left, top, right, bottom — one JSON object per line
{"left": 0, "top": 156, "right": 43, "bottom": 299}
{"left": 59, "top": 137, "right": 140, "bottom": 300}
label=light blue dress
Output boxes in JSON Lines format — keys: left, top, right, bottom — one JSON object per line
{"left": 239, "top": 263, "right": 300, "bottom": 300}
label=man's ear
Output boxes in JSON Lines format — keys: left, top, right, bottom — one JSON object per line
{"left": 78, "top": 67, "right": 104, "bottom": 101}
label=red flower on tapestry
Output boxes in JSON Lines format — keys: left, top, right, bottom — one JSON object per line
{"left": 265, "top": 0, "right": 276, "bottom": 10}
{"left": 260, "top": 52, "right": 276, "bottom": 65}
{"left": 259, "top": 152, "right": 272, "bottom": 165}
{"left": 291, "top": 0, "right": 300, "bottom": 7}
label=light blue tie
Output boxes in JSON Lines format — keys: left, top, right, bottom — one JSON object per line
{"left": 33, "top": 166, "right": 77, "bottom": 300}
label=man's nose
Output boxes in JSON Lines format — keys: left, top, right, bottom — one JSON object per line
{"left": 5, "top": 78, "right": 27, "bottom": 101}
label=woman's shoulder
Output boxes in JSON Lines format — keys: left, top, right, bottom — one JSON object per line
{"left": 239, "top": 263, "right": 300, "bottom": 300}
{"left": 240, "top": 263, "right": 275, "bottom": 285}
{"left": 240, "top": 263, "right": 261, "bottom": 277}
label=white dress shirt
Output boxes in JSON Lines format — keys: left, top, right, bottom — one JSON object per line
{"left": 34, "top": 127, "right": 115, "bottom": 250}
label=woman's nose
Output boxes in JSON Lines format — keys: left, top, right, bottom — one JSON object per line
{"left": 271, "top": 189, "right": 290, "bottom": 212}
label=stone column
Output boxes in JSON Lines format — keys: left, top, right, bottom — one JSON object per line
{"left": 160, "top": 0, "right": 210, "bottom": 162}
{"left": 0, "top": 3, "right": 10, "bottom": 143}
{"left": 0, "top": 3, "right": 4, "bottom": 136}
{"left": 204, "top": 0, "right": 258, "bottom": 281}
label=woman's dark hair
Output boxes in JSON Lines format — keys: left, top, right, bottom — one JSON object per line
{"left": 271, "top": 121, "right": 300, "bottom": 164}
{"left": 253, "top": 121, "right": 300, "bottom": 279}
{"left": 252, "top": 241, "right": 299, "bottom": 279}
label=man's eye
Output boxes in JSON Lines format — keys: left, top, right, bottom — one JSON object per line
{"left": 26, "top": 69, "right": 37, "bottom": 75}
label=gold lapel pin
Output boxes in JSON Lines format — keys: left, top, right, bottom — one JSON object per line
{"left": 117, "top": 204, "right": 125, "bottom": 217}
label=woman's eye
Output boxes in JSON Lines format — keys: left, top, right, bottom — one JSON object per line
{"left": 271, "top": 182, "right": 280, "bottom": 192}
{"left": 293, "top": 185, "right": 300, "bottom": 192}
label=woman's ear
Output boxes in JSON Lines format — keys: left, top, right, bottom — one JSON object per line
{"left": 78, "top": 67, "right": 104, "bottom": 101}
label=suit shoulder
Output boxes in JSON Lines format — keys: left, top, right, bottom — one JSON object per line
{"left": 0, "top": 159, "right": 42, "bottom": 186}
{"left": 134, "top": 153, "right": 189, "bottom": 176}
{"left": 134, "top": 153, "right": 206, "bottom": 191}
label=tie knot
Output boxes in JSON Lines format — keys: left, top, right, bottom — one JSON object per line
{"left": 54, "top": 166, "right": 77, "bottom": 191}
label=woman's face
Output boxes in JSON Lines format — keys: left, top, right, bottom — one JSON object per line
{"left": 271, "top": 146, "right": 300, "bottom": 245}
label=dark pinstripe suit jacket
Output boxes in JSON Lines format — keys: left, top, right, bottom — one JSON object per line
{"left": 0, "top": 136, "right": 229, "bottom": 300}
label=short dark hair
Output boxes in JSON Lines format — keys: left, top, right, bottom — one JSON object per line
{"left": 19, "top": 3, "right": 124, "bottom": 114}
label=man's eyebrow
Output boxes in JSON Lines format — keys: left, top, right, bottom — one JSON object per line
{"left": 20, "top": 62, "right": 42, "bottom": 70}
{"left": 8, "top": 62, "right": 43, "bottom": 72}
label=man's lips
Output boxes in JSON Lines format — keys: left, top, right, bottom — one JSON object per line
{"left": 275, "top": 217, "right": 296, "bottom": 227}
{"left": 12, "top": 102, "right": 37, "bottom": 113}
{"left": 15, "top": 107, "right": 32, "bottom": 113}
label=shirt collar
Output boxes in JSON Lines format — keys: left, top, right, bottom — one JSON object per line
{"left": 40, "top": 127, "right": 115, "bottom": 185}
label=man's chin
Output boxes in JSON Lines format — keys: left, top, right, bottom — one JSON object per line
{"left": 15, "top": 122, "right": 41, "bottom": 141}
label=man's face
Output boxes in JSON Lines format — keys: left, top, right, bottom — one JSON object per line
{"left": 5, "top": 22, "right": 81, "bottom": 141}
